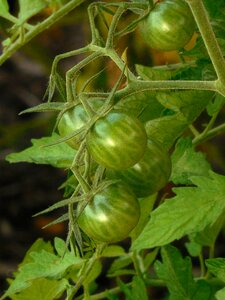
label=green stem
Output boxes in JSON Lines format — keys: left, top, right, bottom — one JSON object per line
{"left": 189, "top": 124, "right": 200, "bottom": 137}
{"left": 75, "top": 278, "right": 164, "bottom": 300}
{"left": 193, "top": 122, "right": 225, "bottom": 145}
{"left": 0, "top": 0, "right": 86, "bottom": 65}
{"left": 115, "top": 80, "right": 216, "bottom": 102}
{"left": 82, "top": 79, "right": 217, "bottom": 102}
{"left": 205, "top": 244, "right": 215, "bottom": 279}
{"left": 198, "top": 107, "right": 220, "bottom": 140}
{"left": 66, "top": 51, "right": 103, "bottom": 102}
{"left": 132, "top": 251, "right": 145, "bottom": 278}
{"left": 209, "top": 244, "right": 215, "bottom": 259}
{"left": 79, "top": 93, "right": 95, "bottom": 118}
{"left": 67, "top": 243, "right": 106, "bottom": 300}
{"left": 186, "top": 0, "right": 225, "bottom": 86}
{"left": 68, "top": 203, "right": 78, "bottom": 254}
{"left": 89, "top": 283, "right": 132, "bottom": 300}
{"left": 106, "top": 6, "right": 124, "bottom": 49}
{"left": 71, "top": 141, "right": 90, "bottom": 193}
{"left": 199, "top": 252, "right": 206, "bottom": 277}
{"left": 145, "top": 278, "right": 165, "bottom": 287}
{"left": 88, "top": 3, "right": 103, "bottom": 46}
{"left": 51, "top": 46, "right": 90, "bottom": 75}
{"left": 74, "top": 283, "right": 133, "bottom": 300}
{"left": 108, "top": 48, "right": 137, "bottom": 81}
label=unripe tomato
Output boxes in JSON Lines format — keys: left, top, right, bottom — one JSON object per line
{"left": 109, "top": 140, "right": 171, "bottom": 197}
{"left": 57, "top": 100, "right": 103, "bottom": 150}
{"left": 77, "top": 183, "right": 140, "bottom": 243}
{"left": 86, "top": 111, "right": 147, "bottom": 170}
{"left": 140, "top": 0, "right": 195, "bottom": 51}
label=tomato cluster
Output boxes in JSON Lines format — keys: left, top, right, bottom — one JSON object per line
{"left": 140, "top": 0, "right": 195, "bottom": 51}
{"left": 57, "top": 0, "right": 195, "bottom": 243}
{"left": 58, "top": 105, "right": 171, "bottom": 243}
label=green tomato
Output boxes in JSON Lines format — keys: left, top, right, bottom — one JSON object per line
{"left": 140, "top": 0, "right": 195, "bottom": 51}
{"left": 77, "top": 183, "right": 140, "bottom": 243}
{"left": 86, "top": 111, "right": 147, "bottom": 170}
{"left": 109, "top": 140, "right": 171, "bottom": 198}
{"left": 57, "top": 100, "right": 103, "bottom": 150}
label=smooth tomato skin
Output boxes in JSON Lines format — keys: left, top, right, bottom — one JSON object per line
{"left": 86, "top": 111, "right": 147, "bottom": 170}
{"left": 77, "top": 183, "right": 140, "bottom": 243}
{"left": 109, "top": 140, "right": 171, "bottom": 198}
{"left": 140, "top": 0, "right": 195, "bottom": 51}
{"left": 58, "top": 100, "right": 103, "bottom": 150}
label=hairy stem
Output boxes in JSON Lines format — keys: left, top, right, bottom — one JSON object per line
{"left": 115, "top": 80, "right": 216, "bottom": 103}
{"left": 186, "top": 0, "right": 225, "bottom": 86}
{"left": 0, "top": 0, "right": 86, "bottom": 65}
{"left": 106, "top": 6, "right": 125, "bottom": 49}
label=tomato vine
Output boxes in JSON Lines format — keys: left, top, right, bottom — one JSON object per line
{"left": 1, "top": 0, "right": 225, "bottom": 299}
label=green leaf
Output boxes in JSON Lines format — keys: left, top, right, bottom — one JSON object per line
{"left": 155, "top": 245, "right": 211, "bottom": 300}
{"left": 101, "top": 245, "right": 126, "bottom": 257}
{"left": 145, "top": 112, "right": 188, "bottom": 150}
{"left": 54, "top": 237, "right": 67, "bottom": 257}
{"left": 185, "top": 241, "right": 202, "bottom": 257}
{"left": 0, "top": 0, "right": 15, "bottom": 21}
{"left": 40, "top": 213, "right": 69, "bottom": 230}
{"left": 10, "top": 278, "right": 68, "bottom": 300}
{"left": 136, "top": 63, "right": 194, "bottom": 81}
{"left": 120, "top": 276, "right": 148, "bottom": 300}
{"left": 156, "top": 91, "right": 212, "bottom": 122}
{"left": 213, "top": 19, "right": 225, "bottom": 39}
{"left": 107, "top": 269, "right": 136, "bottom": 278}
{"left": 216, "top": 287, "right": 225, "bottom": 300}
{"left": 18, "top": 0, "right": 47, "bottom": 22}
{"left": 131, "top": 276, "right": 148, "bottom": 300}
{"left": 189, "top": 213, "right": 225, "bottom": 247}
{"left": 206, "top": 258, "right": 225, "bottom": 282}
{"left": 83, "top": 261, "right": 102, "bottom": 285}
{"left": 203, "top": 0, "right": 225, "bottom": 18}
{"left": 19, "top": 102, "right": 66, "bottom": 115}
{"left": 115, "top": 91, "right": 164, "bottom": 123}
{"left": 107, "top": 256, "right": 133, "bottom": 277}
{"left": 2, "top": 247, "right": 83, "bottom": 298}
{"left": 0, "top": 0, "right": 8, "bottom": 13}
{"left": 171, "top": 137, "right": 211, "bottom": 185}
{"left": 132, "top": 172, "right": 225, "bottom": 251}
{"left": 19, "top": 239, "right": 54, "bottom": 268}
{"left": 130, "top": 194, "right": 157, "bottom": 241}
{"left": 143, "top": 248, "right": 159, "bottom": 270}
{"left": 207, "top": 94, "right": 225, "bottom": 116}
{"left": 5, "top": 133, "right": 76, "bottom": 168}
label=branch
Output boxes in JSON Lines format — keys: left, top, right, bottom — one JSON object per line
{"left": 0, "top": 0, "right": 86, "bottom": 65}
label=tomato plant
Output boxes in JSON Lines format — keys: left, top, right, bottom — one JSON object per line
{"left": 109, "top": 139, "right": 172, "bottom": 197}
{"left": 140, "top": 0, "right": 195, "bottom": 51}
{"left": 86, "top": 111, "right": 147, "bottom": 170}
{"left": 77, "top": 183, "right": 140, "bottom": 243}
{"left": 2, "top": 0, "right": 225, "bottom": 299}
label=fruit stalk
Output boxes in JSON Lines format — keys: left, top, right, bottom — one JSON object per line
{"left": 186, "top": 0, "right": 225, "bottom": 87}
